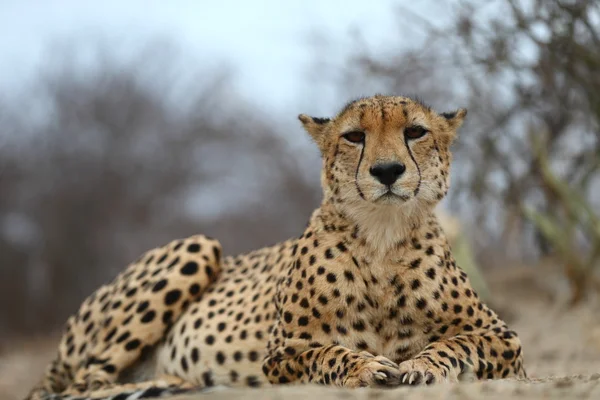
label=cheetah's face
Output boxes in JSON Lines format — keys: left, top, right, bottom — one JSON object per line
{"left": 300, "top": 95, "right": 466, "bottom": 209}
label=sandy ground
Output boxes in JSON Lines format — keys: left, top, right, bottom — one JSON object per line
{"left": 2, "top": 265, "right": 600, "bottom": 400}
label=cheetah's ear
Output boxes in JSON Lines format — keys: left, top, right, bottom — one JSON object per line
{"left": 298, "top": 114, "right": 331, "bottom": 151}
{"left": 441, "top": 108, "right": 467, "bottom": 130}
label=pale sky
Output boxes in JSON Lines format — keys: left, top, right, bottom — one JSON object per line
{"left": 0, "top": 0, "right": 450, "bottom": 114}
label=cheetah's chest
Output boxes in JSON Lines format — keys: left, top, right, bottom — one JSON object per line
{"left": 328, "top": 265, "right": 443, "bottom": 363}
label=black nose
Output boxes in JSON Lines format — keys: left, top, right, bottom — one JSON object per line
{"left": 369, "top": 162, "right": 406, "bottom": 185}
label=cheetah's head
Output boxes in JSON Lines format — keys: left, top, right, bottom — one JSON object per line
{"left": 299, "top": 95, "right": 466, "bottom": 242}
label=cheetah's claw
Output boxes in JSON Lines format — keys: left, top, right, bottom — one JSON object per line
{"left": 398, "top": 359, "right": 456, "bottom": 386}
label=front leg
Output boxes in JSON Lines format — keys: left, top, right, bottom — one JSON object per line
{"left": 398, "top": 330, "right": 526, "bottom": 385}
{"left": 263, "top": 338, "right": 402, "bottom": 387}
{"left": 263, "top": 311, "right": 402, "bottom": 388}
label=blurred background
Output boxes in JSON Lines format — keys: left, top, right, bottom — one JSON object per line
{"left": 0, "top": 0, "right": 599, "bottom": 398}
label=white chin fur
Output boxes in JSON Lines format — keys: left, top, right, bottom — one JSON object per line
{"left": 343, "top": 199, "right": 426, "bottom": 254}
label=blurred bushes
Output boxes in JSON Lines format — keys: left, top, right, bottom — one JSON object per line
{"left": 0, "top": 42, "right": 320, "bottom": 336}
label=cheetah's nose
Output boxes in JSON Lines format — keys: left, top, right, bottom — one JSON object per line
{"left": 369, "top": 162, "right": 406, "bottom": 186}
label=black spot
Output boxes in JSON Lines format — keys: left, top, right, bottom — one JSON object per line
{"left": 136, "top": 301, "right": 150, "bottom": 313}
{"left": 104, "top": 327, "right": 117, "bottom": 342}
{"left": 248, "top": 351, "right": 259, "bottom": 361}
{"left": 189, "top": 283, "right": 200, "bottom": 295}
{"left": 352, "top": 320, "right": 366, "bottom": 331}
{"left": 216, "top": 351, "right": 226, "bottom": 364}
{"left": 299, "top": 332, "right": 312, "bottom": 340}
{"left": 141, "top": 311, "right": 156, "bottom": 324}
{"left": 180, "top": 261, "right": 199, "bottom": 276}
{"left": 116, "top": 332, "right": 130, "bottom": 343}
{"left": 187, "top": 243, "right": 201, "bottom": 253}
{"left": 152, "top": 279, "right": 168, "bottom": 292}
{"left": 203, "top": 371, "right": 214, "bottom": 386}
{"left": 179, "top": 356, "right": 188, "bottom": 372}
{"left": 102, "top": 364, "right": 116, "bottom": 374}
{"left": 167, "top": 257, "right": 180, "bottom": 269}
{"left": 411, "top": 279, "right": 421, "bottom": 290}
{"left": 247, "top": 376, "right": 261, "bottom": 387}
{"left": 397, "top": 295, "right": 407, "bottom": 308}
{"left": 284, "top": 347, "right": 296, "bottom": 356}
{"left": 191, "top": 348, "right": 200, "bottom": 363}
{"left": 212, "top": 245, "right": 221, "bottom": 262}
{"left": 82, "top": 310, "right": 91, "bottom": 322}
{"left": 123, "top": 301, "right": 135, "bottom": 312}
{"left": 165, "top": 289, "right": 182, "bottom": 305}
{"left": 125, "top": 339, "right": 141, "bottom": 351}
{"left": 205, "top": 335, "right": 215, "bottom": 345}
{"left": 416, "top": 298, "right": 427, "bottom": 309}
{"left": 84, "top": 322, "right": 95, "bottom": 334}
{"left": 426, "top": 268, "right": 436, "bottom": 280}
{"left": 343, "top": 271, "right": 354, "bottom": 281}
{"left": 326, "top": 273, "right": 337, "bottom": 283}
{"left": 284, "top": 312, "right": 293, "bottom": 323}
{"left": 298, "top": 316, "right": 309, "bottom": 326}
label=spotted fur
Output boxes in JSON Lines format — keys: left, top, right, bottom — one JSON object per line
{"left": 26, "top": 95, "right": 525, "bottom": 400}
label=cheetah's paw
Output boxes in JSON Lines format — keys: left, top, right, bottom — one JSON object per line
{"left": 398, "top": 358, "right": 457, "bottom": 386}
{"left": 344, "top": 352, "right": 402, "bottom": 388}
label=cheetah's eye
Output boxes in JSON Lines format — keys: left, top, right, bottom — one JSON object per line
{"left": 404, "top": 125, "right": 428, "bottom": 140}
{"left": 342, "top": 130, "right": 365, "bottom": 144}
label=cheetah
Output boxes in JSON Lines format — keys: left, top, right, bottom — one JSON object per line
{"left": 26, "top": 95, "right": 526, "bottom": 400}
